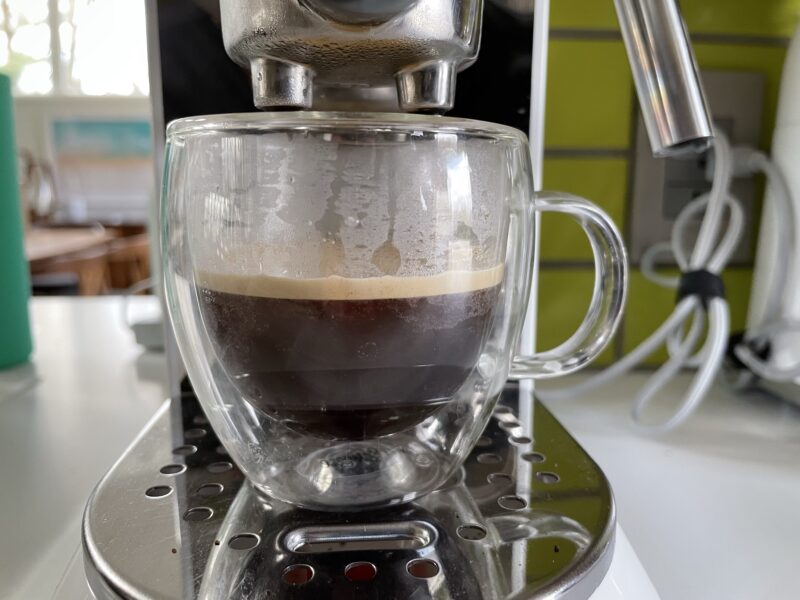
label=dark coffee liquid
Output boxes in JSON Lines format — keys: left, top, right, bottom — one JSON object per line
{"left": 197, "top": 271, "right": 501, "bottom": 439}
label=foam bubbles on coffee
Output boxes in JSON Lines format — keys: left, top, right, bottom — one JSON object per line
{"left": 196, "top": 264, "right": 504, "bottom": 300}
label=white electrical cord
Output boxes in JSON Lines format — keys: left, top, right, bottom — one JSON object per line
{"left": 537, "top": 128, "right": 798, "bottom": 432}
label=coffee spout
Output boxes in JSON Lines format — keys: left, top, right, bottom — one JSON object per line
{"left": 614, "top": 0, "right": 713, "bottom": 157}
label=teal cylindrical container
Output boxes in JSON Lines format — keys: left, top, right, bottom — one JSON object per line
{"left": 0, "top": 73, "right": 32, "bottom": 368}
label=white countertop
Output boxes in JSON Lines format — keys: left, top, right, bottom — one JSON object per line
{"left": 1, "top": 297, "right": 799, "bottom": 599}
{"left": 539, "top": 372, "right": 800, "bottom": 600}
{"left": 0, "top": 297, "right": 167, "bottom": 600}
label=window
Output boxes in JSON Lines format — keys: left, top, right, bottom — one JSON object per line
{"left": 0, "top": 0, "right": 149, "bottom": 96}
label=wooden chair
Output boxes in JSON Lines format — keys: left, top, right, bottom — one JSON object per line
{"left": 37, "top": 247, "right": 111, "bottom": 296}
{"left": 106, "top": 234, "right": 151, "bottom": 292}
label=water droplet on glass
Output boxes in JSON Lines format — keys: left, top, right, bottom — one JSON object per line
{"left": 477, "top": 355, "right": 497, "bottom": 378}
{"left": 371, "top": 241, "right": 401, "bottom": 275}
{"left": 415, "top": 454, "right": 433, "bottom": 467}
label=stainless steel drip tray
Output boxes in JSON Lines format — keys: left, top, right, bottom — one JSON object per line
{"left": 83, "top": 385, "right": 615, "bottom": 599}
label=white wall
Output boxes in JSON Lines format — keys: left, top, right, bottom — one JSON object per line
{"left": 13, "top": 95, "right": 154, "bottom": 224}
{"left": 13, "top": 95, "right": 152, "bottom": 160}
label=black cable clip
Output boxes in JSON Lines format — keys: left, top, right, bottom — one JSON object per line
{"left": 676, "top": 269, "right": 726, "bottom": 310}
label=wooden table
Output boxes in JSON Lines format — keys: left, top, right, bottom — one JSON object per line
{"left": 25, "top": 227, "right": 117, "bottom": 294}
{"left": 25, "top": 227, "right": 115, "bottom": 270}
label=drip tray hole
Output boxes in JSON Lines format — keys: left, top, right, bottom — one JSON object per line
{"left": 536, "top": 471, "right": 560, "bottom": 484}
{"left": 498, "top": 495, "right": 528, "bottom": 511}
{"left": 407, "top": 558, "right": 440, "bottom": 579}
{"left": 145, "top": 485, "right": 171, "bottom": 498}
{"left": 229, "top": 533, "right": 260, "bottom": 550}
{"left": 345, "top": 561, "right": 377, "bottom": 582}
{"left": 283, "top": 564, "right": 314, "bottom": 586}
{"left": 457, "top": 524, "right": 487, "bottom": 540}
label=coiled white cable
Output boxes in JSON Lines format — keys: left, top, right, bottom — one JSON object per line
{"left": 537, "top": 128, "right": 797, "bottom": 432}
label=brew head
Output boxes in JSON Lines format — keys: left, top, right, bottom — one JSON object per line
{"left": 219, "top": 0, "right": 483, "bottom": 112}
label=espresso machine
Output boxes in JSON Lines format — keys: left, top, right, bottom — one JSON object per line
{"left": 82, "top": 1, "right": 711, "bottom": 598}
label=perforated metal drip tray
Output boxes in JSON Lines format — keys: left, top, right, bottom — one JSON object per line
{"left": 83, "top": 384, "right": 615, "bottom": 600}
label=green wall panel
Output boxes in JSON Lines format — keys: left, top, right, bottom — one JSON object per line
{"left": 545, "top": 40, "right": 633, "bottom": 149}
{"left": 551, "top": 0, "right": 800, "bottom": 38}
{"left": 551, "top": 0, "right": 618, "bottom": 30}
{"left": 681, "top": 0, "right": 800, "bottom": 38}
{"left": 540, "top": 157, "right": 628, "bottom": 261}
{"left": 536, "top": 269, "right": 615, "bottom": 366}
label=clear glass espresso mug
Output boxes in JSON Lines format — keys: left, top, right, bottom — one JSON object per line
{"left": 163, "top": 113, "right": 627, "bottom": 510}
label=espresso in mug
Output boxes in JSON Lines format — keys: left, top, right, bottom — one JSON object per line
{"left": 197, "top": 266, "right": 503, "bottom": 439}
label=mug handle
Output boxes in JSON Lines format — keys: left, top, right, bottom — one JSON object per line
{"left": 509, "top": 191, "right": 628, "bottom": 379}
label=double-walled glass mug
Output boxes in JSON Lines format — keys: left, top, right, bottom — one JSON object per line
{"left": 162, "top": 112, "right": 627, "bottom": 510}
